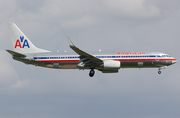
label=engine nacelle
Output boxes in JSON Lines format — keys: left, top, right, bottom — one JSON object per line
{"left": 103, "top": 60, "right": 121, "bottom": 69}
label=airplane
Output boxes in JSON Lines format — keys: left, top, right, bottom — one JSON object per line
{"left": 6, "top": 22, "right": 177, "bottom": 77}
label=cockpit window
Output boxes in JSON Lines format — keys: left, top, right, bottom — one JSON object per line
{"left": 162, "top": 55, "right": 169, "bottom": 57}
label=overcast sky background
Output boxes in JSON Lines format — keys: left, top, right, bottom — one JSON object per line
{"left": 0, "top": 0, "right": 180, "bottom": 118}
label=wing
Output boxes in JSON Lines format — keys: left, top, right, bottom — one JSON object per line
{"left": 66, "top": 37, "right": 103, "bottom": 68}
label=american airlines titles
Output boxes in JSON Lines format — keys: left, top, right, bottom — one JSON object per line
{"left": 117, "top": 52, "right": 145, "bottom": 55}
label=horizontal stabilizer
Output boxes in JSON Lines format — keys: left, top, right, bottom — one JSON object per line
{"left": 6, "top": 50, "right": 26, "bottom": 57}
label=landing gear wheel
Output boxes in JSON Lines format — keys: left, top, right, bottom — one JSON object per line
{"left": 158, "top": 71, "right": 161, "bottom": 74}
{"left": 89, "top": 69, "right": 95, "bottom": 77}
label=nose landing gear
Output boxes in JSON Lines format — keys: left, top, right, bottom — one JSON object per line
{"left": 89, "top": 68, "right": 95, "bottom": 77}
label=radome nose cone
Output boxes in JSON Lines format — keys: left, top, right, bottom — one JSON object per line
{"left": 172, "top": 59, "right": 177, "bottom": 64}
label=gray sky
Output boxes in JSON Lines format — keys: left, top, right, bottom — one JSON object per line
{"left": 0, "top": 0, "right": 180, "bottom": 118}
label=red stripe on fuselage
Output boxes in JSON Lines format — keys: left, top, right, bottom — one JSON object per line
{"left": 36, "top": 58, "right": 176, "bottom": 63}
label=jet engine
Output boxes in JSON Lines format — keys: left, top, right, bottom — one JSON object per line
{"left": 103, "top": 60, "right": 121, "bottom": 69}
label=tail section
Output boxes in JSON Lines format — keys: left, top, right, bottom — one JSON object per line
{"left": 7, "top": 22, "right": 50, "bottom": 54}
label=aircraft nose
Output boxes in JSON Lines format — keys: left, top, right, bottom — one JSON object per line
{"left": 172, "top": 59, "right": 177, "bottom": 64}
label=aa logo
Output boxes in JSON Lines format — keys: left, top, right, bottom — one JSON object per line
{"left": 14, "top": 36, "right": 30, "bottom": 48}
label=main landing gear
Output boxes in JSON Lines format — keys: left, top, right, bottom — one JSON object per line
{"left": 89, "top": 68, "right": 95, "bottom": 77}
{"left": 158, "top": 68, "right": 161, "bottom": 74}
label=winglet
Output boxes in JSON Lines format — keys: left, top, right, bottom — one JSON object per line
{"left": 66, "top": 36, "right": 75, "bottom": 46}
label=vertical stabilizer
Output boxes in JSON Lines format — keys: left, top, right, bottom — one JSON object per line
{"left": 7, "top": 22, "right": 50, "bottom": 54}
